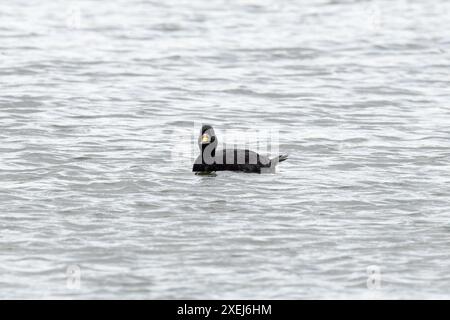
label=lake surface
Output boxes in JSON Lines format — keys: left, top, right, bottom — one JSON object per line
{"left": 1, "top": 0, "right": 450, "bottom": 299}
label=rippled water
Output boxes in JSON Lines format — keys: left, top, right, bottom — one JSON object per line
{"left": 1, "top": 0, "right": 450, "bottom": 299}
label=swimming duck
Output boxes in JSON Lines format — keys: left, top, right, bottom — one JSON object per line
{"left": 192, "top": 124, "right": 288, "bottom": 174}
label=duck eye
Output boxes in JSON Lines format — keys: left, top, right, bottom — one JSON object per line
{"left": 201, "top": 134, "right": 210, "bottom": 143}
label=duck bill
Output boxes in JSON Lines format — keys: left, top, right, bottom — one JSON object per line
{"left": 201, "top": 134, "right": 210, "bottom": 144}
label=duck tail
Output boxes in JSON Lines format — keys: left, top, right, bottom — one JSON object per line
{"left": 278, "top": 154, "right": 288, "bottom": 163}
{"left": 270, "top": 154, "right": 288, "bottom": 166}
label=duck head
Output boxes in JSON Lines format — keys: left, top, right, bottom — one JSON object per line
{"left": 198, "top": 124, "right": 217, "bottom": 164}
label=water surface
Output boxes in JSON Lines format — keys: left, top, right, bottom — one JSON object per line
{"left": 1, "top": 0, "right": 450, "bottom": 299}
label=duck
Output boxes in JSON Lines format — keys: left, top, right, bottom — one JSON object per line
{"left": 192, "top": 124, "right": 288, "bottom": 174}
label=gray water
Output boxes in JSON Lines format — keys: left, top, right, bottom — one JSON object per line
{"left": 1, "top": 0, "right": 450, "bottom": 299}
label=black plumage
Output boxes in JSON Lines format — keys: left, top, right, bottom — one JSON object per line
{"left": 192, "top": 125, "right": 288, "bottom": 174}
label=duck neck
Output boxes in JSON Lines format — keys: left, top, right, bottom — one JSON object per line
{"left": 201, "top": 143, "right": 216, "bottom": 165}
